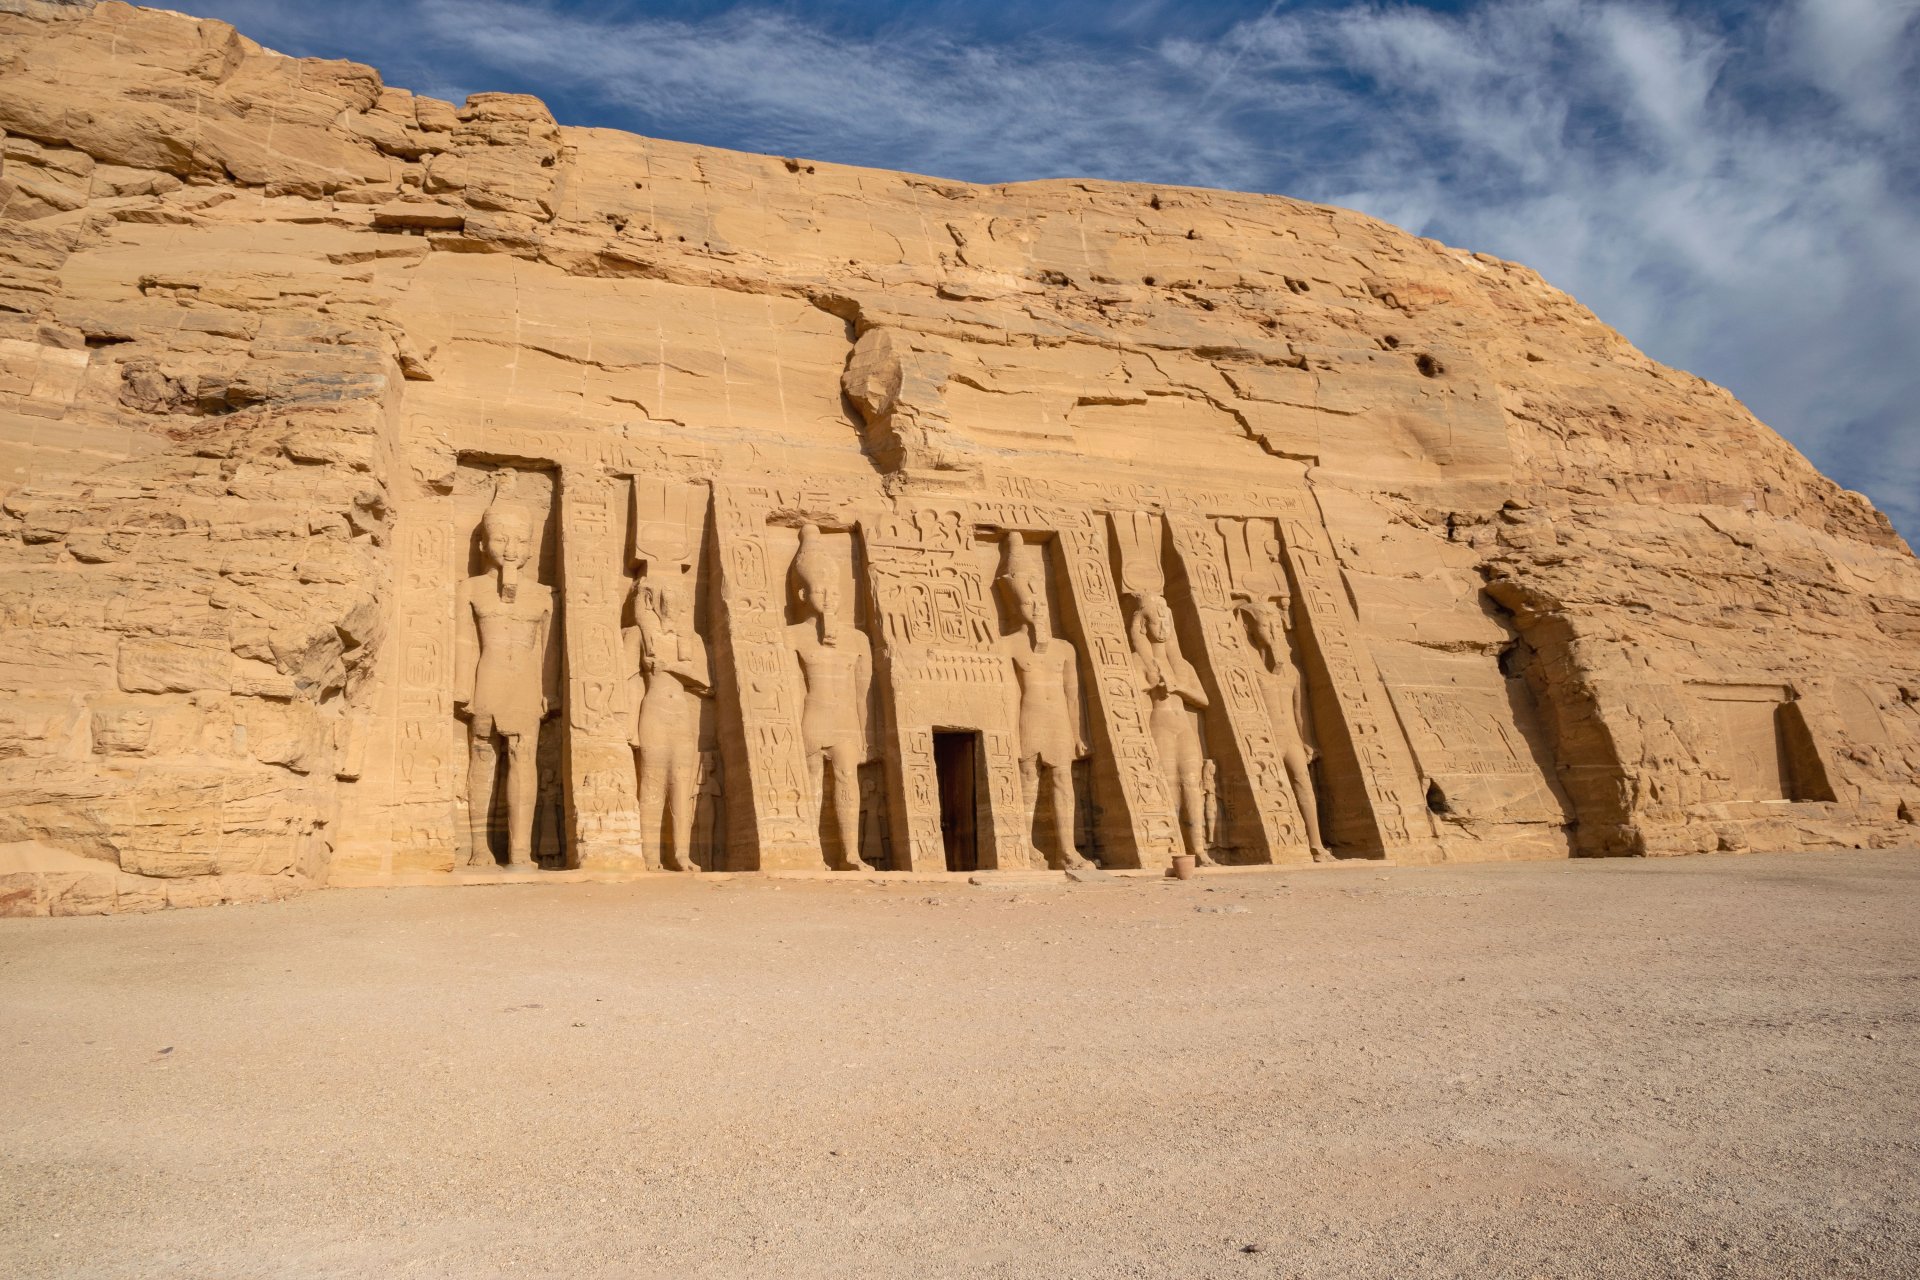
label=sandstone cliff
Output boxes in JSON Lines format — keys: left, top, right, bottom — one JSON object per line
{"left": 2, "top": 0, "right": 1916, "bottom": 914}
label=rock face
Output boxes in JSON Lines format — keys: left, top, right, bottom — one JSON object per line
{"left": 2, "top": 1, "right": 1916, "bottom": 915}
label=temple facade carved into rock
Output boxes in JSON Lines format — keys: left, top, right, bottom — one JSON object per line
{"left": 2, "top": 2, "right": 1917, "bottom": 913}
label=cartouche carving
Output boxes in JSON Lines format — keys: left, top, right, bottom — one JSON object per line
{"left": 788, "top": 524, "right": 874, "bottom": 871}
{"left": 454, "top": 502, "right": 558, "bottom": 870}
{"left": 627, "top": 572, "right": 712, "bottom": 872}
{"left": 997, "top": 537, "right": 1091, "bottom": 870}
{"left": 1129, "top": 589, "right": 1213, "bottom": 864}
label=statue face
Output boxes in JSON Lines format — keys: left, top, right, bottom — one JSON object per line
{"left": 484, "top": 516, "right": 531, "bottom": 570}
{"left": 644, "top": 578, "right": 680, "bottom": 627}
{"left": 1246, "top": 602, "right": 1281, "bottom": 650}
{"left": 1009, "top": 571, "right": 1048, "bottom": 635}
{"left": 1143, "top": 595, "right": 1173, "bottom": 643}
{"left": 804, "top": 578, "right": 841, "bottom": 624}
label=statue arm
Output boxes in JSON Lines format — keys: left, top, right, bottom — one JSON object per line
{"left": 453, "top": 580, "right": 478, "bottom": 709}
{"left": 622, "top": 624, "right": 644, "bottom": 742}
{"left": 857, "top": 643, "right": 874, "bottom": 760}
{"left": 1128, "top": 616, "right": 1163, "bottom": 693}
{"left": 539, "top": 596, "right": 560, "bottom": 716}
{"left": 676, "top": 640, "right": 713, "bottom": 697}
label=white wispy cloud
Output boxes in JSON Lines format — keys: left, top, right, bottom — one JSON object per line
{"left": 181, "top": 0, "right": 1920, "bottom": 537}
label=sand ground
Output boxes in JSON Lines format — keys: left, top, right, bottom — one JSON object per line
{"left": 2, "top": 849, "right": 1917, "bottom": 1279}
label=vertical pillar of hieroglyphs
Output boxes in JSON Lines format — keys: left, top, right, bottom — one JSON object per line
{"left": 556, "top": 465, "right": 636, "bottom": 869}
{"left": 1053, "top": 508, "right": 1178, "bottom": 867}
{"left": 860, "top": 507, "right": 1028, "bottom": 871}
{"left": 1278, "top": 500, "right": 1441, "bottom": 862}
{"left": 709, "top": 484, "right": 815, "bottom": 869}
{"left": 1165, "top": 512, "right": 1310, "bottom": 863}
{"left": 369, "top": 500, "right": 460, "bottom": 877}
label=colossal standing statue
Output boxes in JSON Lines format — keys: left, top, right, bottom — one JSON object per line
{"left": 627, "top": 572, "right": 712, "bottom": 872}
{"left": 454, "top": 503, "right": 558, "bottom": 870}
{"left": 997, "top": 539, "right": 1091, "bottom": 870}
{"left": 1129, "top": 590, "right": 1212, "bottom": 864}
{"left": 1240, "top": 596, "right": 1331, "bottom": 861}
{"left": 788, "top": 524, "right": 873, "bottom": 871}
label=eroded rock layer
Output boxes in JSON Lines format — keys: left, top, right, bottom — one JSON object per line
{"left": 3, "top": 0, "right": 1916, "bottom": 914}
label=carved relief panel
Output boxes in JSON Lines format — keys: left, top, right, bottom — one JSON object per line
{"left": 622, "top": 476, "right": 718, "bottom": 872}
{"left": 860, "top": 507, "right": 1027, "bottom": 871}
{"left": 1179, "top": 513, "right": 1319, "bottom": 863}
{"left": 1275, "top": 507, "right": 1439, "bottom": 861}
{"left": 783, "top": 521, "right": 880, "bottom": 871}
{"left": 1051, "top": 508, "right": 1178, "bottom": 866}
{"left": 1113, "top": 510, "right": 1219, "bottom": 866}
{"left": 451, "top": 462, "right": 566, "bottom": 871}
{"left": 709, "top": 484, "right": 817, "bottom": 869}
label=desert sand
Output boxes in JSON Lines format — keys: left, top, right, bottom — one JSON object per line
{"left": 4, "top": 850, "right": 1916, "bottom": 1278}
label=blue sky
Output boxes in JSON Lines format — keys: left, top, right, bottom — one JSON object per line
{"left": 183, "top": 0, "right": 1920, "bottom": 540}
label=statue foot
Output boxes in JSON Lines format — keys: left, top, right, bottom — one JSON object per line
{"left": 674, "top": 859, "right": 702, "bottom": 874}
{"left": 1057, "top": 853, "right": 1092, "bottom": 871}
{"left": 1310, "top": 846, "right": 1335, "bottom": 863}
{"left": 833, "top": 859, "right": 864, "bottom": 872}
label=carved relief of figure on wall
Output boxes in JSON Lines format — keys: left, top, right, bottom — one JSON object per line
{"left": 1129, "top": 590, "right": 1212, "bottom": 864}
{"left": 454, "top": 502, "right": 559, "bottom": 870}
{"left": 997, "top": 538, "right": 1091, "bottom": 870}
{"left": 788, "top": 524, "right": 874, "bottom": 871}
{"left": 626, "top": 571, "right": 712, "bottom": 872}
{"left": 1239, "top": 594, "right": 1331, "bottom": 861}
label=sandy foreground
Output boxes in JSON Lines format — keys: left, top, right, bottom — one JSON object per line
{"left": 2, "top": 850, "right": 1916, "bottom": 1279}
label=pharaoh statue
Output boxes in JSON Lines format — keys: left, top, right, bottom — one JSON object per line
{"left": 626, "top": 571, "right": 712, "bottom": 872}
{"left": 454, "top": 502, "right": 558, "bottom": 870}
{"left": 997, "top": 538, "right": 1091, "bottom": 870}
{"left": 1239, "top": 593, "right": 1331, "bottom": 861}
{"left": 1129, "top": 590, "right": 1213, "bottom": 864}
{"left": 787, "top": 524, "right": 874, "bottom": 871}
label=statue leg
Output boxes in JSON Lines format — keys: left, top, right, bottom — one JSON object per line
{"left": 1178, "top": 762, "right": 1210, "bottom": 863}
{"left": 1018, "top": 756, "right": 1042, "bottom": 864}
{"left": 827, "top": 743, "right": 861, "bottom": 871}
{"left": 636, "top": 750, "right": 667, "bottom": 872}
{"left": 465, "top": 719, "right": 499, "bottom": 868}
{"left": 1283, "top": 744, "right": 1328, "bottom": 859}
{"left": 1046, "top": 761, "right": 1088, "bottom": 870}
{"left": 1150, "top": 714, "right": 1186, "bottom": 859}
{"left": 503, "top": 730, "right": 537, "bottom": 869}
{"left": 667, "top": 752, "right": 699, "bottom": 872}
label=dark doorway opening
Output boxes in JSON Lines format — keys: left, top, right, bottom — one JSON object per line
{"left": 933, "top": 730, "right": 980, "bottom": 873}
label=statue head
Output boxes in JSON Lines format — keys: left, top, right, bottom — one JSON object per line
{"left": 481, "top": 505, "right": 534, "bottom": 598}
{"left": 996, "top": 538, "right": 1051, "bottom": 639}
{"left": 637, "top": 571, "right": 683, "bottom": 631}
{"left": 793, "top": 523, "right": 844, "bottom": 641}
{"left": 1237, "top": 598, "right": 1284, "bottom": 666}
{"left": 1138, "top": 591, "right": 1174, "bottom": 644}
{"left": 481, "top": 505, "right": 532, "bottom": 568}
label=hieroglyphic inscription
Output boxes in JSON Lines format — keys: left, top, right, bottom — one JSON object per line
{"left": 1165, "top": 513, "right": 1309, "bottom": 862}
{"left": 1280, "top": 505, "right": 1440, "bottom": 861}
{"left": 386, "top": 507, "right": 458, "bottom": 870}
{"left": 860, "top": 506, "right": 1028, "bottom": 870}
{"left": 557, "top": 468, "right": 641, "bottom": 866}
{"left": 1054, "top": 509, "right": 1178, "bottom": 864}
{"left": 710, "top": 483, "right": 814, "bottom": 867}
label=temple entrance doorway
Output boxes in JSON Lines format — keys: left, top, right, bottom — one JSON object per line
{"left": 934, "top": 730, "right": 980, "bottom": 873}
